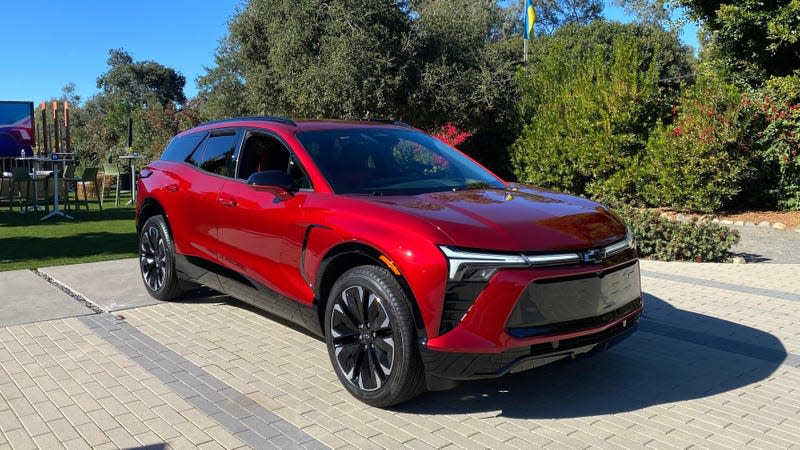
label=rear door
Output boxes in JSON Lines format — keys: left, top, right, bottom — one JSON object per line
{"left": 167, "top": 128, "right": 240, "bottom": 262}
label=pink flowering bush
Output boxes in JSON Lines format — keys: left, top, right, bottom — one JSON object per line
{"left": 431, "top": 123, "right": 472, "bottom": 148}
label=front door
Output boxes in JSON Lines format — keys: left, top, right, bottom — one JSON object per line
{"left": 215, "top": 131, "right": 315, "bottom": 305}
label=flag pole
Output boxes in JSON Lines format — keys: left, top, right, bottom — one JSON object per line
{"left": 524, "top": 37, "right": 528, "bottom": 64}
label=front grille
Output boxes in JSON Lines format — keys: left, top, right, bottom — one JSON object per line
{"left": 439, "top": 282, "right": 486, "bottom": 335}
{"left": 506, "top": 261, "right": 641, "bottom": 337}
{"left": 509, "top": 297, "right": 642, "bottom": 338}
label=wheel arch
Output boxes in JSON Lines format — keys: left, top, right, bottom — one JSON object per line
{"left": 315, "top": 243, "right": 427, "bottom": 339}
{"left": 137, "top": 198, "right": 167, "bottom": 235}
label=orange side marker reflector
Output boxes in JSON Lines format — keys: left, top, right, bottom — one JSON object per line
{"left": 379, "top": 255, "right": 401, "bottom": 276}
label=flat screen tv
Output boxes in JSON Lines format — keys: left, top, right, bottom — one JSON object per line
{"left": 0, "top": 101, "right": 35, "bottom": 157}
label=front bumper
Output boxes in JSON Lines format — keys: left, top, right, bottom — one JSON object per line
{"left": 420, "top": 253, "right": 642, "bottom": 380}
{"left": 421, "top": 306, "right": 640, "bottom": 380}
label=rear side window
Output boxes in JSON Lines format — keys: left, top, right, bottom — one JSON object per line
{"left": 161, "top": 132, "right": 205, "bottom": 162}
{"left": 187, "top": 130, "right": 238, "bottom": 177}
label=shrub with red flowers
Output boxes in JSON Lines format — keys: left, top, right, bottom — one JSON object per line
{"left": 430, "top": 123, "right": 472, "bottom": 148}
{"left": 637, "top": 70, "right": 754, "bottom": 212}
{"left": 743, "top": 75, "right": 800, "bottom": 210}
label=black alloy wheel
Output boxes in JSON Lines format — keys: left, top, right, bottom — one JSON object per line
{"left": 139, "top": 215, "right": 185, "bottom": 301}
{"left": 325, "top": 265, "right": 425, "bottom": 407}
{"left": 330, "top": 284, "right": 395, "bottom": 391}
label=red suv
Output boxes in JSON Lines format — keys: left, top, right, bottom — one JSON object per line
{"left": 136, "top": 117, "right": 642, "bottom": 407}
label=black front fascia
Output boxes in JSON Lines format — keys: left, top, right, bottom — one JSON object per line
{"left": 420, "top": 310, "right": 641, "bottom": 381}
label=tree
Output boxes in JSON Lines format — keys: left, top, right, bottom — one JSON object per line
{"left": 638, "top": 67, "right": 753, "bottom": 212}
{"left": 517, "top": 21, "right": 694, "bottom": 123}
{"left": 70, "top": 49, "right": 190, "bottom": 166}
{"left": 534, "top": 0, "right": 603, "bottom": 35}
{"left": 511, "top": 21, "right": 693, "bottom": 200}
{"left": 408, "top": 0, "right": 521, "bottom": 129}
{"left": 196, "top": 37, "right": 251, "bottom": 121}
{"left": 97, "top": 48, "right": 187, "bottom": 109}
{"left": 613, "top": 0, "right": 677, "bottom": 27}
{"left": 202, "top": 0, "right": 414, "bottom": 120}
{"left": 679, "top": 0, "right": 800, "bottom": 85}
{"left": 197, "top": 0, "right": 523, "bottom": 145}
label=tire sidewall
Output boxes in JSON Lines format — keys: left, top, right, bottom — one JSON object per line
{"left": 324, "top": 265, "right": 420, "bottom": 407}
{"left": 139, "top": 215, "right": 181, "bottom": 300}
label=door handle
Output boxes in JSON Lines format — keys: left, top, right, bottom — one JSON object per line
{"left": 218, "top": 196, "right": 237, "bottom": 207}
{"left": 166, "top": 183, "right": 179, "bottom": 192}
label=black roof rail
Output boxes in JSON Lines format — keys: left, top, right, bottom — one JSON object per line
{"left": 358, "top": 117, "right": 412, "bottom": 128}
{"left": 198, "top": 115, "right": 297, "bottom": 127}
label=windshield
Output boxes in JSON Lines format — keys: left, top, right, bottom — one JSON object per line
{"left": 296, "top": 128, "right": 505, "bottom": 195}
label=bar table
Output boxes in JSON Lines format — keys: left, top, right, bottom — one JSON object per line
{"left": 41, "top": 153, "right": 73, "bottom": 221}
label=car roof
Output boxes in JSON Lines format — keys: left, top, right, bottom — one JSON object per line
{"left": 180, "top": 117, "right": 413, "bottom": 137}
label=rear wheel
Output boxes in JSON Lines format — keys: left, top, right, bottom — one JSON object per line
{"left": 324, "top": 265, "right": 426, "bottom": 407}
{"left": 139, "top": 215, "right": 186, "bottom": 300}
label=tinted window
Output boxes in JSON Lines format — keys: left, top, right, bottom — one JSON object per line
{"left": 187, "top": 131, "right": 238, "bottom": 177}
{"left": 161, "top": 132, "right": 205, "bottom": 162}
{"left": 237, "top": 133, "right": 312, "bottom": 190}
{"left": 296, "top": 128, "right": 504, "bottom": 195}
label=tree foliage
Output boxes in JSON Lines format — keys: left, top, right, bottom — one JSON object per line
{"left": 534, "top": 0, "right": 604, "bottom": 35}
{"left": 97, "top": 49, "right": 187, "bottom": 109}
{"left": 198, "top": 0, "right": 521, "bottom": 132}
{"left": 512, "top": 31, "right": 664, "bottom": 199}
{"left": 409, "top": 0, "right": 521, "bottom": 129}
{"left": 680, "top": 0, "right": 800, "bottom": 85}
{"left": 69, "top": 49, "right": 192, "bottom": 167}
{"left": 200, "top": 0, "right": 414, "bottom": 120}
{"left": 639, "top": 68, "right": 753, "bottom": 211}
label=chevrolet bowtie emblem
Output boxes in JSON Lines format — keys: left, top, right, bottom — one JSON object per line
{"left": 580, "top": 249, "right": 604, "bottom": 263}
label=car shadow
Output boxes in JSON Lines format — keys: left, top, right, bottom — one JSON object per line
{"left": 394, "top": 293, "right": 787, "bottom": 418}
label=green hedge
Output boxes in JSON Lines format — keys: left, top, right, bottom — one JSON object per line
{"left": 612, "top": 204, "right": 740, "bottom": 262}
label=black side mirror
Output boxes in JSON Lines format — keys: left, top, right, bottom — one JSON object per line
{"left": 246, "top": 170, "right": 293, "bottom": 191}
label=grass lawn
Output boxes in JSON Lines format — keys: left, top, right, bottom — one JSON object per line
{"left": 0, "top": 202, "right": 137, "bottom": 272}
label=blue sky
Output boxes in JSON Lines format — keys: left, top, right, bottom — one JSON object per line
{"left": 0, "top": 1, "right": 700, "bottom": 106}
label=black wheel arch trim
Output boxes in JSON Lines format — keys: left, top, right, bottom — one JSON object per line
{"left": 137, "top": 197, "right": 168, "bottom": 235}
{"left": 316, "top": 242, "right": 428, "bottom": 340}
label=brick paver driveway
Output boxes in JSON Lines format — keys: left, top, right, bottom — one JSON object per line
{"left": 1, "top": 259, "right": 799, "bottom": 449}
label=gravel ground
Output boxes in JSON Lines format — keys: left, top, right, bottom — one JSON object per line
{"left": 729, "top": 225, "right": 800, "bottom": 263}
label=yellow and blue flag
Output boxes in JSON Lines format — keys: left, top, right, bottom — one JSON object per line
{"left": 524, "top": 0, "right": 535, "bottom": 40}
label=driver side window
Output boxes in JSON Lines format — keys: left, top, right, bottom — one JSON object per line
{"left": 237, "top": 133, "right": 312, "bottom": 190}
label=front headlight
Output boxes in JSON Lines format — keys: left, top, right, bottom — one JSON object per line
{"left": 604, "top": 227, "right": 636, "bottom": 257}
{"left": 439, "top": 229, "right": 635, "bottom": 282}
{"left": 439, "top": 246, "right": 527, "bottom": 282}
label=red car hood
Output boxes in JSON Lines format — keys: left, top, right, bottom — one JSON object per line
{"left": 362, "top": 186, "right": 627, "bottom": 252}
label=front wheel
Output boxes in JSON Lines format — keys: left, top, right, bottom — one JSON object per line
{"left": 324, "top": 265, "right": 426, "bottom": 407}
{"left": 139, "top": 215, "right": 186, "bottom": 301}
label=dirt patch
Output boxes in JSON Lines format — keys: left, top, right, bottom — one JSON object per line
{"left": 716, "top": 211, "right": 800, "bottom": 229}
{"left": 655, "top": 208, "right": 800, "bottom": 229}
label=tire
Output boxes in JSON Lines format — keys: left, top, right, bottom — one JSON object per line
{"left": 138, "top": 215, "right": 186, "bottom": 301}
{"left": 324, "top": 265, "right": 426, "bottom": 407}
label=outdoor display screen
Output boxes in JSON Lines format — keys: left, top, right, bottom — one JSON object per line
{"left": 0, "top": 101, "right": 35, "bottom": 157}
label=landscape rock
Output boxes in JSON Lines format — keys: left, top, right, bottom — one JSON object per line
{"left": 758, "top": 221, "right": 771, "bottom": 227}
{"left": 734, "top": 221, "right": 745, "bottom": 226}
{"left": 731, "top": 256, "right": 747, "bottom": 264}
{"left": 712, "top": 218, "right": 720, "bottom": 224}
{"left": 720, "top": 219, "right": 734, "bottom": 225}
{"left": 772, "top": 222, "right": 786, "bottom": 230}
{"left": 744, "top": 221, "right": 755, "bottom": 226}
